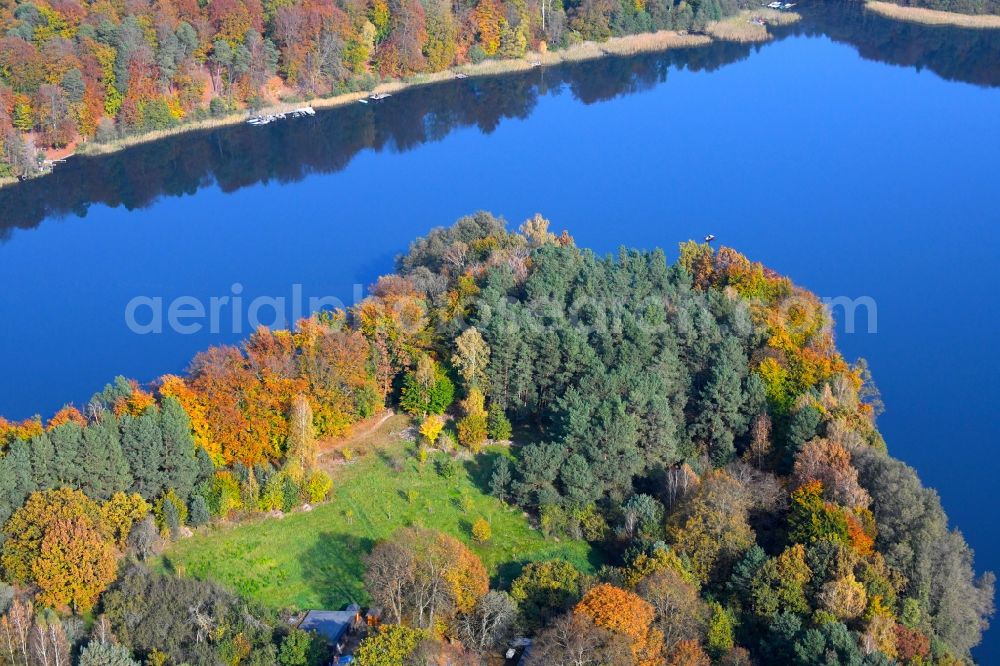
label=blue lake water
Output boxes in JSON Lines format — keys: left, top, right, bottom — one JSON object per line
{"left": 1, "top": 1, "right": 998, "bottom": 656}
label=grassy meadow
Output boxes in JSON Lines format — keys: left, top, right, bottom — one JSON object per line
{"left": 160, "top": 426, "right": 600, "bottom": 612}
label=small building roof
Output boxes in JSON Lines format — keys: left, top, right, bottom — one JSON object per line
{"left": 297, "top": 609, "right": 359, "bottom": 644}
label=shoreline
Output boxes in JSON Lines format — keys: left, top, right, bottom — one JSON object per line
{"left": 78, "top": 30, "right": 712, "bottom": 157}
{"left": 865, "top": 0, "right": 1000, "bottom": 28}
{"left": 1, "top": 30, "right": 715, "bottom": 188}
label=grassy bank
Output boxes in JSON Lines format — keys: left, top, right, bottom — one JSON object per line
{"left": 160, "top": 432, "right": 599, "bottom": 612}
{"left": 24, "top": 30, "right": 710, "bottom": 166}
{"left": 706, "top": 8, "right": 802, "bottom": 43}
{"left": 866, "top": 0, "right": 1000, "bottom": 27}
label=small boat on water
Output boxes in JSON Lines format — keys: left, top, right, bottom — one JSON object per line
{"left": 358, "top": 98, "right": 369, "bottom": 104}
{"left": 370, "top": 92, "right": 392, "bottom": 101}
{"left": 766, "top": 1, "right": 782, "bottom": 8}
{"left": 705, "top": 234, "right": 716, "bottom": 243}
{"left": 454, "top": 72, "right": 468, "bottom": 79}
{"left": 248, "top": 106, "right": 315, "bottom": 124}
{"left": 529, "top": 60, "right": 542, "bottom": 67}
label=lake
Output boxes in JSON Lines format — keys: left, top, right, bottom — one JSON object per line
{"left": 1, "top": 0, "right": 998, "bottom": 656}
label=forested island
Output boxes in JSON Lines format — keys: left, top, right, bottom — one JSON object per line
{"left": 0, "top": 213, "right": 993, "bottom": 665}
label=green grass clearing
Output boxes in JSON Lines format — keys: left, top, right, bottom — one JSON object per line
{"left": 161, "top": 439, "right": 601, "bottom": 612}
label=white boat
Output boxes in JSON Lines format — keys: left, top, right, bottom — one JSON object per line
{"left": 370, "top": 92, "right": 392, "bottom": 100}
{"left": 704, "top": 234, "right": 716, "bottom": 243}
{"left": 767, "top": 2, "right": 782, "bottom": 8}
{"left": 454, "top": 72, "right": 468, "bottom": 79}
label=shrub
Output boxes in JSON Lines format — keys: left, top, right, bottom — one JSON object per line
{"left": 468, "top": 45, "right": 488, "bottom": 63}
{"left": 0, "top": 583, "right": 12, "bottom": 614}
{"left": 260, "top": 472, "right": 285, "bottom": 512}
{"left": 209, "top": 97, "right": 230, "bottom": 116}
{"left": 141, "top": 98, "right": 178, "bottom": 131}
{"left": 127, "top": 517, "right": 162, "bottom": 561}
{"left": 457, "top": 413, "right": 488, "bottom": 453}
{"left": 510, "top": 560, "right": 584, "bottom": 631}
{"left": 354, "top": 625, "right": 424, "bottom": 666}
{"left": 279, "top": 627, "right": 328, "bottom": 665}
{"left": 100, "top": 492, "right": 151, "bottom": 548}
{"left": 436, "top": 455, "right": 459, "bottom": 480}
{"left": 208, "top": 471, "right": 242, "bottom": 517}
{"left": 400, "top": 358, "right": 455, "bottom": 416}
{"left": 95, "top": 118, "right": 117, "bottom": 143}
{"left": 487, "top": 403, "right": 512, "bottom": 441}
{"left": 79, "top": 641, "right": 140, "bottom": 666}
{"left": 438, "top": 432, "right": 456, "bottom": 453}
{"left": 154, "top": 489, "right": 188, "bottom": 537}
{"left": 420, "top": 415, "right": 445, "bottom": 444}
{"left": 472, "top": 518, "right": 492, "bottom": 543}
{"left": 188, "top": 495, "right": 210, "bottom": 527}
{"left": 304, "top": 470, "right": 333, "bottom": 503}
{"left": 281, "top": 475, "right": 301, "bottom": 512}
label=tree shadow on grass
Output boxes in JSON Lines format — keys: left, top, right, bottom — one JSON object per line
{"left": 493, "top": 559, "right": 530, "bottom": 590}
{"left": 463, "top": 449, "right": 507, "bottom": 496}
{"left": 298, "top": 531, "right": 375, "bottom": 609}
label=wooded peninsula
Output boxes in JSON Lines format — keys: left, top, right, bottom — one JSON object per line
{"left": 0, "top": 213, "right": 993, "bottom": 665}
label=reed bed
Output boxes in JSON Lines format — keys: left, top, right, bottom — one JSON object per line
{"left": 706, "top": 9, "right": 801, "bottom": 43}
{"left": 601, "top": 30, "right": 712, "bottom": 54}
{"left": 77, "top": 114, "right": 258, "bottom": 155}
{"left": 758, "top": 7, "right": 802, "bottom": 25}
{"left": 866, "top": 0, "right": 1000, "bottom": 27}
{"left": 705, "top": 17, "right": 771, "bottom": 42}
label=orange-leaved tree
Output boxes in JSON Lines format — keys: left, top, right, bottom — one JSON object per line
{"left": 1, "top": 488, "right": 118, "bottom": 612}
{"left": 574, "top": 583, "right": 663, "bottom": 666}
{"left": 33, "top": 513, "right": 118, "bottom": 611}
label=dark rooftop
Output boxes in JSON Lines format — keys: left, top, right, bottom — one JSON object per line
{"left": 297, "top": 606, "right": 361, "bottom": 644}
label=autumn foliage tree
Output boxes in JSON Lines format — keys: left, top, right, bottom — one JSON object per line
{"left": 574, "top": 584, "right": 663, "bottom": 666}
{"left": 364, "top": 527, "right": 488, "bottom": 629}
{"left": 33, "top": 511, "right": 118, "bottom": 611}
{"left": 1, "top": 488, "right": 118, "bottom": 612}
{"left": 177, "top": 316, "right": 378, "bottom": 465}
{"left": 791, "top": 438, "right": 870, "bottom": 509}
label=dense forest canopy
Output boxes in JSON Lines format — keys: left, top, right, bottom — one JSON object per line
{"left": 0, "top": 212, "right": 993, "bottom": 664}
{"left": 0, "top": 0, "right": 753, "bottom": 178}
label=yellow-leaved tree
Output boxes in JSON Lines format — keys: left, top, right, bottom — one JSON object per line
{"left": 1, "top": 488, "right": 118, "bottom": 612}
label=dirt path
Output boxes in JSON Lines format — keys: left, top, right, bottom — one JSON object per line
{"left": 316, "top": 409, "right": 398, "bottom": 461}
